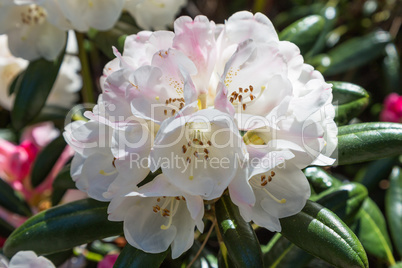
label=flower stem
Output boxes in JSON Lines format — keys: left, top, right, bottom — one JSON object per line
{"left": 76, "top": 32, "right": 95, "bottom": 104}
{"left": 186, "top": 218, "right": 216, "bottom": 268}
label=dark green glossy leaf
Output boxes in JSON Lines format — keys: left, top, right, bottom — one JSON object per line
{"left": 355, "top": 157, "right": 396, "bottom": 191}
{"left": 113, "top": 244, "right": 168, "bottom": 268}
{"left": 31, "top": 136, "right": 67, "bottom": 188}
{"left": 382, "top": 43, "right": 401, "bottom": 94}
{"left": 44, "top": 249, "right": 73, "bottom": 266}
{"left": 88, "top": 21, "right": 139, "bottom": 59}
{"left": 265, "top": 181, "right": 367, "bottom": 267}
{"left": 263, "top": 234, "right": 311, "bottom": 268}
{"left": 336, "top": 122, "right": 402, "bottom": 165}
{"left": 11, "top": 51, "right": 65, "bottom": 130}
{"left": 353, "top": 198, "right": 395, "bottom": 264}
{"left": 0, "top": 178, "right": 31, "bottom": 217}
{"left": 305, "top": 4, "right": 338, "bottom": 58}
{"left": 273, "top": 3, "right": 324, "bottom": 29}
{"left": 316, "top": 31, "right": 392, "bottom": 76}
{"left": 0, "top": 216, "right": 15, "bottom": 238}
{"left": 304, "top": 167, "right": 342, "bottom": 193}
{"left": 279, "top": 15, "right": 325, "bottom": 55}
{"left": 3, "top": 198, "right": 122, "bottom": 257}
{"left": 30, "top": 105, "right": 70, "bottom": 127}
{"left": 215, "top": 194, "right": 263, "bottom": 268}
{"left": 314, "top": 182, "right": 368, "bottom": 225}
{"left": 386, "top": 166, "right": 402, "bottom": 257}
{"left": 51, "top": 165, "right": 76, "bottom": 205}
{"left": 280, "top": 200, "right": 368, "bottom": 268}
{"left": 218, "top": 243, "right": 237, "bottom": 268}
{"left": 330, "top": 81, "right": 369, "bottom": 125}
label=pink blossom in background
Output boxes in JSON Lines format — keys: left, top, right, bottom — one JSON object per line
{"left": 0, "top": 122, "right": 74, "bottom": 218}
{"left": 380, "top": 93, "right": 402, "bottom": 123}
{"left": 97, "top": 254, "right": 119, "bottom": 268}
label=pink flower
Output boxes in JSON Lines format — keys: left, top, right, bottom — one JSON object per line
{"left": 380, "top": 93, "right": 402, "bottom": 123}
{"left": 97, "top": 254, "right": 119, "bottom": 268}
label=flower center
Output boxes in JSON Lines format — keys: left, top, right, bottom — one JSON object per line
{"left": 228, "top": 85, "right": 266, "bottom": 111}
{"left": 20, "top": 5, "right": 47, "bottom": 26}
{"left": 162, "top": 97, "right": 185, "bottom": 117}
{"left": 250, "top": 171, "right": 286, "bottom": 204}
{"left": 182, "top": 122, "right": 213, "bottom": 180}
{"left": 152, "top": 196, "right": 185, "bottom": 230}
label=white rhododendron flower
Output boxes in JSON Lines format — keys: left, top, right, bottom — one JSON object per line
{"left": 0, "top": 34, "right": 81, "bottom": 110}
{"left": 0, "top": 251, "right": 55, "bottom": 268}
{"left": 0, "top": 2, "right": 67, "bottom": 60}
{"left": 65, "top": 11, "right": 337, "bottom": 258}
{"left": 108, "top": 174, "right": 204, "bottom": 258}
{"left": 124, "top": 0, "right": 187, "bottom": 30}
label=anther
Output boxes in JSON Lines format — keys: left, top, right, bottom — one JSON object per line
{"left": 207, "top": 141, "right": 212, "bottom": 146}
{"left": 250, "top": 85, "right": 254, "bottom": 91}
{"left": 261, "top": 181, "right": 268, "bottom": 186}
{"left": 204, "top": 148, "right": 209, "bottom": 154}
{"left": 239, "top": 87, "right": 243, "bottom": 93}
{"left": 238, "top": 95, "right": 243, "bottom": 102}
{"left": 182, "top": 145, "right": 187, "bottom": 154}
{"left": 261, "top": 175, "right": 266, "bottom": 181}
{"left": 271, "top": 171, "right": 275, "bottom": 176}
{"left": 243, "top": 104, "right": 246, "bottom": 110}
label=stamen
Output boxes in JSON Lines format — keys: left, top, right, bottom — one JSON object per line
{"left": 182, "top": 145, "right": 187, "bottom": 154}
{"left": 207, "top": 140, "right": 212, "bottom": 146}
{"left": 263, "top": 188, "right": 286, "bottom": 204}
{"left": 161, "top": 199, "right": 180, "bottom": 230}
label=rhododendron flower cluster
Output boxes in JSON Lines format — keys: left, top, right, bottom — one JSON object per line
{"left": 0, "top": 0, "right": 187, "bottom": 60}
{"left": 380, "top": 93, "right": 402, "bottom": 123}
{"left": 64, "top": 11, "right": 337, "bottom": 258}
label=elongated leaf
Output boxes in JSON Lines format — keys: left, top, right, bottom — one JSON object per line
{"left": 279, "top": 15, "right": 325, "bottom": 55}
{"left": 11, "top": 51, "right": 65, "bottom": 130}
{"left": 0, "top": 216, "right": 15, "bottom": 238}
{"left": 31, "top": 136, "right": 67, "bottom": 188}
{"left": 30, "top": 105, "right": 70, "bottom": 127}
{"left": 0, "top": 129, "right": 17, "bottom": 143}
{"left": 3, "top": 198, "right": 122, "bottom": 257}
{"left": 330, "top": 81, "right": 369, "bottom": 125}
{"left": 215, "top": 194, "right": 263, "bottom": 268}
{"left": 336, "top": 122, "right": 402, "bottom": 165}
{"left": 265, "top": 181, "right": 367, "bottom": 267}
{"left": 218, "top": 243, "right": 237, "bottom": 268}
{"left": 113, "top": 244, "right": 168, "bottom": 268}
{"left": 353, "top": 198, "right": 395, "bottom": 265}
{"left": 316, "top": 31, "right": 392, "bottom": 76}
{"left": 51, "top": 165, "right": 76, "bottom": 205}
{"left": 314, "top": 182, "right": 368, "bottom": 225}
{"left": 304, "top": 167, "right": 342, "bottom": 193}
{"left": 382, "top": 43, "right": 401, "bottom": 94}
{"left": 385, "top": 167, "right": 402, "bottom": 257}
{"left": 280, "top": 200, "right": 368, "bottom": 268}
{"left": 355, "top": 157, "right": 396, "bottom": 191}
{"left": 0, "top": 178, "right": 31, "bottom": 217}
{"left": 391, "top": 262, "right": 402, "bottom": 268}
{"left": 305, "top": 4, "right": 338, "bottom": 58}
{"left": 263, "top": 234, "right": 311, "bottom": 268}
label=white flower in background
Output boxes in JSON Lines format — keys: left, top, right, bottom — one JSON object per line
{"left": 0, "top": 1, "right": 67, "bottom": 60}
{"left": 124, "top": 0, "right": 187, "bottom": 30}
{"left": 108, "top": 174, "right": 204, "bottom": 258}
{"left": 0, "top": 251, "right": 55, "bottom": 268}
{"left": 0, "top": 34, "right": 81, "bottom": 110}
{"left": 56, "top": 0, "right": 125, "bottom": 32}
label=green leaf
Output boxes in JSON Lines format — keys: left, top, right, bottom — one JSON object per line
{"left": 382, "top": 43, "right": 401, "bottom": 94}
{"left": 43, "top": 249, "right": 73, "bottom": 267}
{"left": 29, "top": 105, "right": 70, "bottom": 127}
{"left": 385, "top": 166, "right": 402, "bottom": 257}
{"left": 315, "top": 31, "right": 392, "bottom": 76}
{"left": 88, "top": 21, "right": 139, "bottom": 59}
{"left": 0, "top": 178, "right": 32, "bottom": 217}
{"left": 314, "top": 182, "right": 368, "bottom": 225}
{"left": 330, "top": 81, "right": 369, "bottom": 125}
{"left": 264, "top": 181, "right": 367, "bottom": 267}
{"left": 263, "top": 234, "right": 311, "bottom": 268}
{"left": 218, "top": 243, "right": 237, "bottom": 268}
{"left": 0, "top": 216, "right": 15, "bottom": 238}
{"left": 305, "top": 4, "right": 338, "bottom": 58}
{"left": 353, "top": 198, "right": 395, "bottom": 265}
{"left": 215, "top": 194, "right": 263, "bottom": 268}
{"left": 3, "top": 198, "right": 122, "bottom": 257}
{"left": 11, "top": 51, "right": 65, "bottom": 131}
{"left": 280, "top": 200, "right": 368, "bottom": 268}
{"left": 278, "top": 15, "right": 325, "bottom": 55}
{"left": 391, "top": 262, "right": 402, "bottom": 268}
{"left": 355, "top": 157, "right": 396, "bottom": 191}
{"left": 113, "top": 244, "right": 168, "bottom": 268}
{"left": 51, "top": 165, "right": 76, "bottom": 205}
{"left": 31, "top": 136, "right": 67, "bottom": 188}
{"left": 336, "top": 122, "right": 402, "bottom": 165}
{"left": 304, "top": 167, "right": 342, "bottom": 193}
